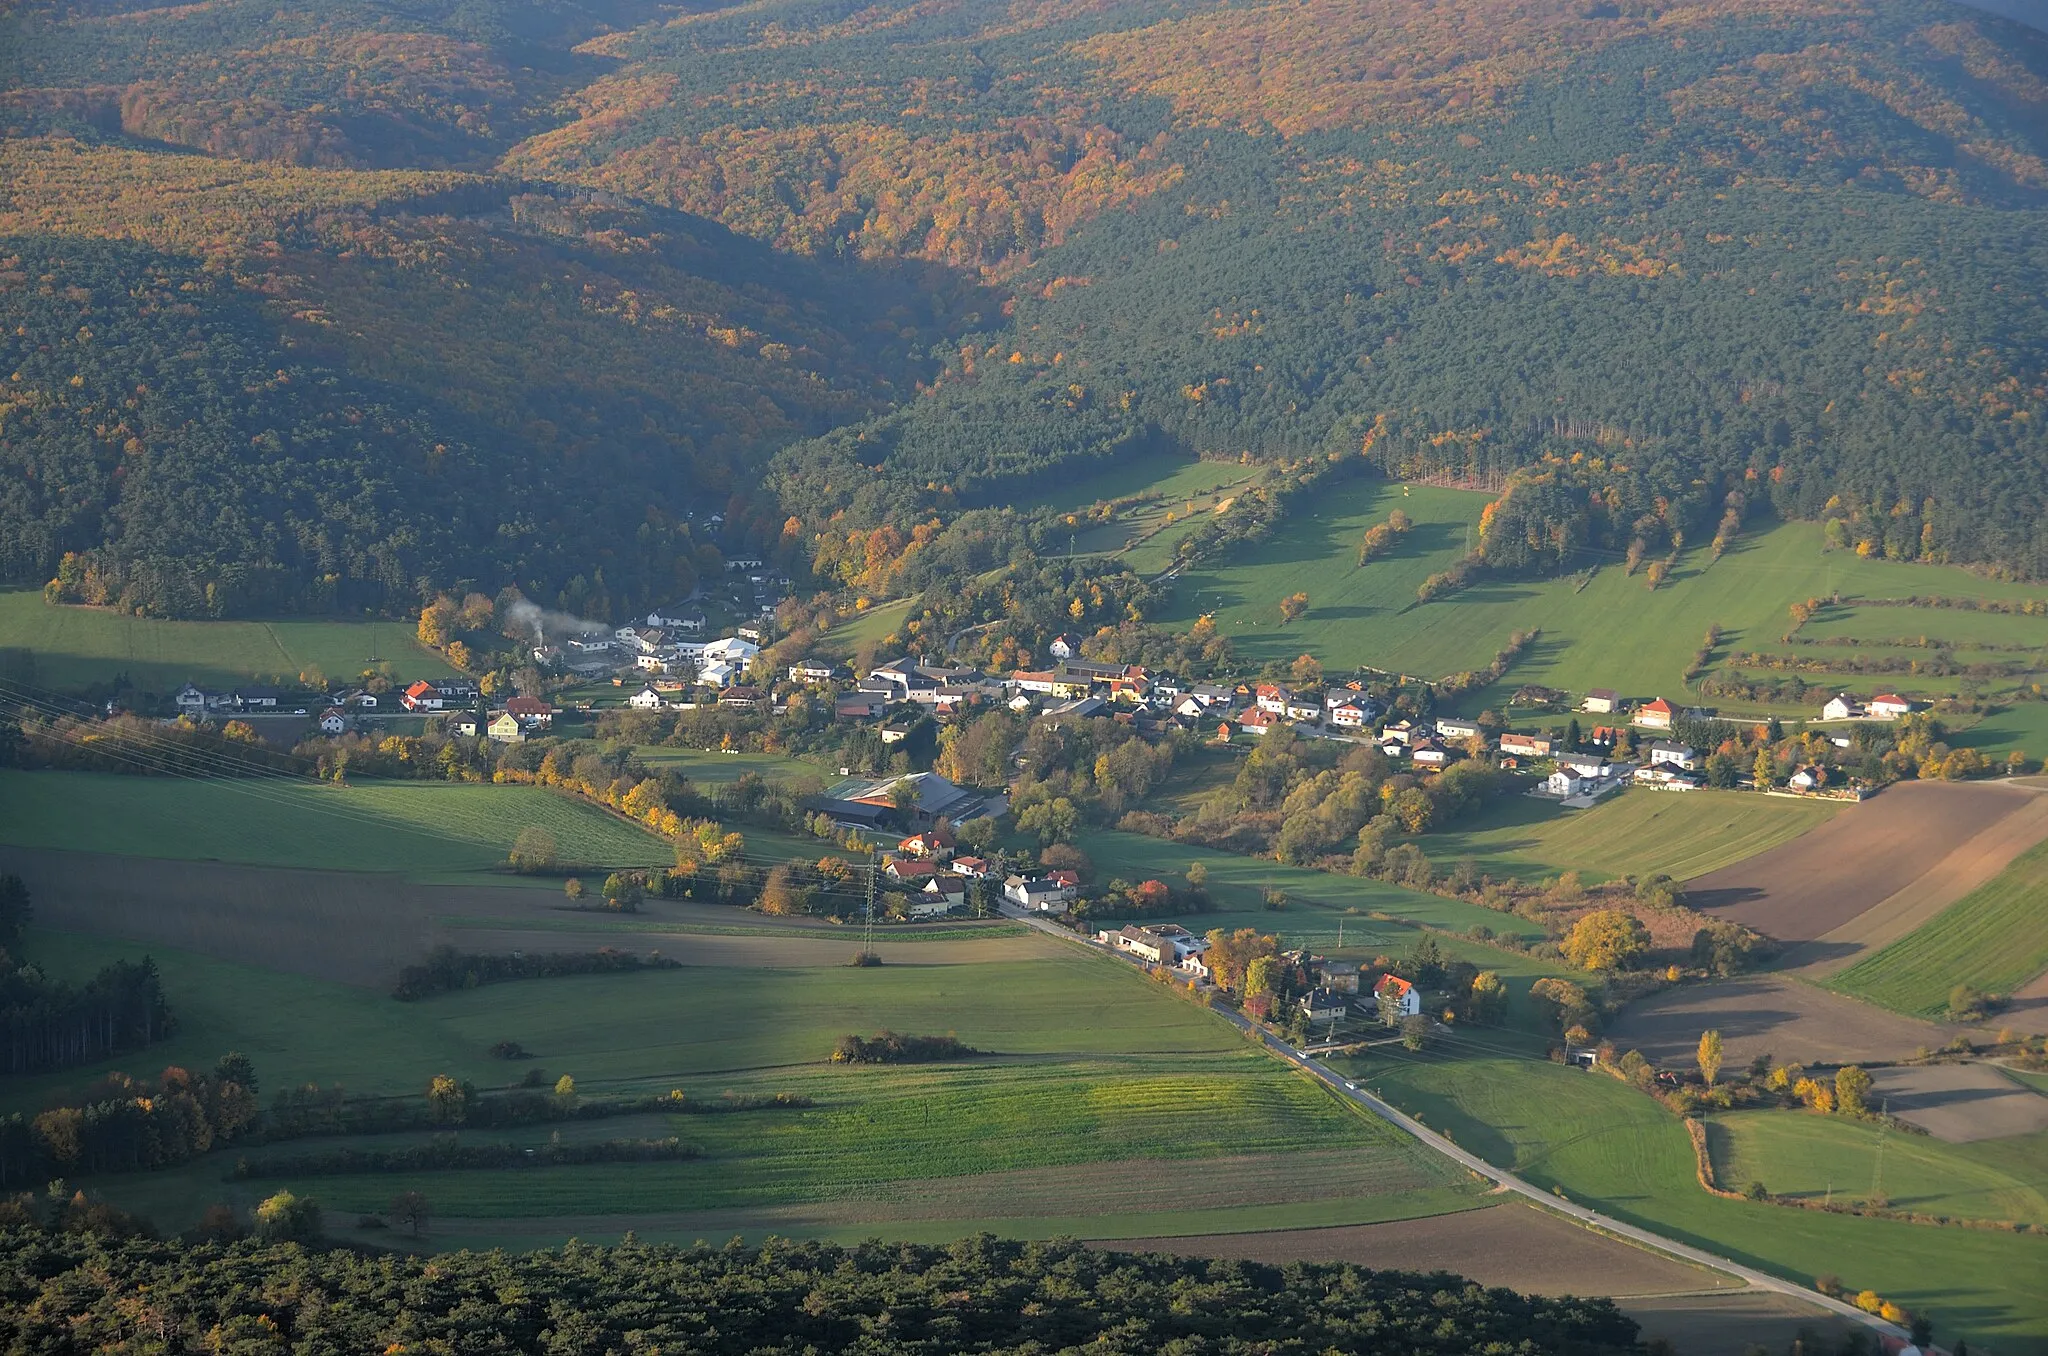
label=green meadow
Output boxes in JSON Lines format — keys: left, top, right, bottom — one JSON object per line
{"left": 1419, "top": 788, "right": 1840, "bottom": 885}
{"left": 1156, "top": 481, "right": 2048, "bottom": 742}
{"left": 1342, "top": 1055, "right": 2048, "bottom": 1353}
{"left": 1708, "top": 1110, "right": 2048, "bottom": 1228}
{"left": 633, "top": 746, "right": 822, "bottom": 785}
{"left": 1828, "top": 838, "right": 2048, "bottom": 1016}
{"left": 0, "top": 589, "right": 452, "bottom": 694}
{"left": 0, "top": 770, "right": 672, "bottom": 876}
{"left": 12, "top": 928, "right": 1477, "bottom": 1243}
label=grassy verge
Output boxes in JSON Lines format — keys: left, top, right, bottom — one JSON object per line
{"left": 1828, "top": 839, "right": 2048, "bottom": 1016}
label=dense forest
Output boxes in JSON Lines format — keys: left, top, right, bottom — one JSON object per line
{"left": 1, "top": 0, "right": 2045, "bottom": 615}
{"left": 0, "top": 1230, "right": 1644, "bottom": 1354}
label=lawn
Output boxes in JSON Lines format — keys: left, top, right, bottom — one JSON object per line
{"left": 1708, "top": 1110, "right": 2048, "bottom": 1228}
{"left": 0, "top": 589, "right": 453, "bottom": 695}
{"left": 1827, "top": 838, "right": 2048, "bottom": 1017}
{"left": 0, "top": 770, "right": 673, "bottom": 876}
{"left": 1156, "top": 489, "right": 2048, "bottom": 746}
{"left": 1420, "top": 789, "right": 1841, "bottom": 885}
{"left": 814, "top": 598, "right": 913, "bottom": 659}
{"left": 1072, "top": 827, "right": 1545, "bottom": 939}
{"left": 1341, "top": 1054, "right": 2048, "bottom": 1353}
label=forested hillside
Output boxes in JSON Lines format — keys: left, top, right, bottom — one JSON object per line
{"left": 1, "top": 0, "right": 2045, "bottom": 614}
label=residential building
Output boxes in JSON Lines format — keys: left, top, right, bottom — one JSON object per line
{"left": 718, "top": 685, "right": 766, "bottom": 710}
{"left": 1107, "top": 926, "right": 1178, "bottom": 966}
{"left": 1583, "top": 688, "right": 1620, "bottom": 714}
{"left": 232, "top": 686, "right": 280, "bottom": 711}
{"left": 835, "top": 692, "right": 887, "bottom": 722}
{"left": 450, "top": 711, "right": 484, "bottom": 738}
{"left": 1869, "top": 694, "right": 1916, "bottom": 720}
{"left": 647, "top": 605, "right": 706, "bottom": 633}
{"left": 1284, "top": 696, "right": 1323, "bottom": 722}
{"left": 788, "top": 659, "right": 847, "bottom": 683}
{"left": 1435, "top": 717, "right": 1480, "bottom": 741}
{"left": 1375, "top": 974, "right": 1421, "bottom": 1019}
{"left": 1822, "top": 693, "right": 1861, "bottom": 722}
{"left": 1382, "top": 718, "right": 1418, "bottom": 746}
{"left": 1319, "top": 958, "right": 1362, "bottom": 994}
{"left": 1647, "top": 740, "right": 1698, "bottom": 770}
{"left": 401, "top": 680, "right": 444, "bottom": 712}
{"left": 1547, "top": 767, "right": 1601, "bottom": 797}
{"left": 952, "top": 855, "right": 991, "bottom": 879}
{"left": 1004, "top": 875, "right": 1072, "bottom": 911}
{"left": 1329, "top": 701, "right": 1371, "bottom": 728}
{"left": 1498, "top": 732, "right": 1552, "bottom": 758}
{"left": 1048, "top": 632, "right": 1081, "bottom": 660}
{"left": 1410, "top": 739, "right": 1451, "bottom": 767}
{"left": 628, "top": 686, "right": 667, "bottom": 710}
{"left": 1557, "top": 753, "right": 1608, "bottom": 778}
{"left": 1190, "top": 683, "right": 1234, "bottom": 708}
{"left": 317, "top": 708, "right": 348, "bottom": 735}
{"left": 897, "top": 827, "right": 956, "bottom": 861}
{"left": 503, "top": 696, "right": 554, "bottom": 728}
{"left": 885, "top": 858, "right": 938, "bottom": 885}
{"left": 175, "top": 683, "right": 211, "bottom": 715}
{"left": 1299, "top": 988, "right": 1349, "bottom": 1023}
{"left": 1255, "top": 684, "right": 1290, "bottom": 715}
{"left": 1633, "top": 697, "right": 1675, "bottom": 730}
{"left": 488, "top": 712, "right": 525, "bottom": 743}
{"left": 701, "top": 636, "right": 760, "bottom": 668}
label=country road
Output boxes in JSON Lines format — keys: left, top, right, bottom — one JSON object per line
{"left": 1000, "top": 903, "right": 1909, "bottom": 1345}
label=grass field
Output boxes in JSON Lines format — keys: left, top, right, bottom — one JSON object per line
{"left": 0, "top": 770, "right": 672, "bottom": 877}
{"left": 815, "top": 598, "right": 914, "bottom": 659}
{"left": 1071, "top": 826, "right": 1545, "bottom": 939}
{"left": 0, "top": 589, "right": 453, "bottom": 694}
{"left": 632, "top": 747, "right": 823, "bottom": 784}
{"left": 1155, "top": 483, "right": 2048, "bottom": 744}
{"left": 12, "top": 926, "right": 1479, "bottom": 1243}
{"left": 1827, "top": 838, "right": 2048, "bottom": 1017}
{"left": 1420, "top": 789, "right": 1841, "bottom": 885}
{"left": 1708, "top": 1110, "right": 2048, "bottom": 1228}
{"left": 1341, "top": 1055, "right": 2048, "bottom": 1353}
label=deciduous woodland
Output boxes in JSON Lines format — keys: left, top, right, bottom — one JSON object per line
{"left": 0, "top": 0, "right": 2043, "bottom": 617}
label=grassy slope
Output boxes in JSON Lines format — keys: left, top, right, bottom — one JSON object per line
{"left": 0, "top": 590, "right": 453, "bottom": 693}
{"left": 1345, "top": 1055, "right": 2048, "bottom": 1353}
{"left": 0, "top": 770, "right": 672, "bottom": 875}
{"left": 14, "top": 929, "right": 1474, "bottom": 1239}
{"left": 1157, "top": 484, "right": 2048, "bottom": 735}
{"left": 632, "top": 747, "right": 822, "bottom": 784}
{"left": 1420, "top": 788, "right": 1842, "bottom": 885}
{"left": 1709, "top": 1110, "right": 2048, "bottom": 1228}
{"left": 815, "top": 598, "right": 914, "bottom": 659}
{"left": 1827, "top": 838, "right": 2048, "bottom": 1016}
{"left": 1073, "top": 826, "right": 1544, "bottom": 939}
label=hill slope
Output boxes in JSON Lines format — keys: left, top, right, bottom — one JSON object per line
{"left": 1, "top": 0, "right": 2045, "bottom": 614}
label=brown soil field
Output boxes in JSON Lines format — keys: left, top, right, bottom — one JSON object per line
{"left": 1684, "top": 780, "right": 2040, "bottom": 946}
{"left": 0, "top": 847, "right": 1038, "bottom": 984}
{"left": 1868, "top": 1063, "right": 2048, "bottom": 1143}
{"left": 1788, "top": 791, "right": 2048, "bottom": 976}
{"left": 1606, "top": 973, "right": 1949, "bottom": 1067}
{"left": 1104, "top": 1201, "right": 1737, "bottom": 1296}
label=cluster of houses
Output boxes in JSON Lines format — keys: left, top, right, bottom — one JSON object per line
{"left": 860, "top": 819, "right": 1081, "bottom": 920}
{"left": 1090, "top": 929, "right": 1429, "bottom": 1032}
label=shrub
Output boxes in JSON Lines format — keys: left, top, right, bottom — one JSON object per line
{"left": 830, "top": 1032, "right": 981, "bottom": 1064}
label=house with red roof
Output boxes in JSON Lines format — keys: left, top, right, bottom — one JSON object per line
{"left": 1632, "top": 697, "right": 1675, "bottom": 730}
{"left": 1375, "top": 974, "right": 1420, "bottom": 1020}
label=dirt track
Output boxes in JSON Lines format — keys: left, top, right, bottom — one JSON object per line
{"left": 0, "top": 847, "right": 1037, "bottom": 985}
{"left": 1685, "top": 780, "right": 2041, "bottom": 946}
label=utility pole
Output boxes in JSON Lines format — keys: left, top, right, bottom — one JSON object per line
{"left": 1871, "top": 1101, "right": 1890, "bottom": 1204}
{"left": 863, "top": 852, "right": 877, "bottom": 956}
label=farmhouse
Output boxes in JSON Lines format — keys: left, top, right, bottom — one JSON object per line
{"left": 1822, "top": 693, "right": 1862, "bottom": 721}
{"left": 1869, "top": 693, "right": 1916, "bottom": 720}
{"left": 1632, "top": 697, "right": 1674, "bottom": 730}
{"left": 503, "top": 695, "right": 554, "bottom": 728}
{"left": 1375, "top": 974, "right": 1421, "bottom": 1019}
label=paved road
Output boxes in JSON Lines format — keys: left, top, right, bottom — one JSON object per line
{"left": 1002, "top": 903, "right": 1908, "bottom": 1344}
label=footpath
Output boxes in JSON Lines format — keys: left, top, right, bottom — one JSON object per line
{"left": 1000, "top": 902, "right": 1909, "bottom": 1345}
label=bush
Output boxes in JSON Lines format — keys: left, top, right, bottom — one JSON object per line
{"left": 394, "top": 947, "right": 679, "bottom": 1001}
{"left": 830, "top": 1032, "right": 981, "bottom": 1064}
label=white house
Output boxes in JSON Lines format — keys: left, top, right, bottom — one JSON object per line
{"left": 1548, "top": 768, "right": 1601, "bottom": 797}
{"left": 1048, "top": 633, "right": 1081, "bottom": 661}
{"left": 628, "top": 686, "right": 667, "bottom": 710}
{"left": 1869, "top": 693, "right": 1915, "bottom": 720}
{"left": 1822, "top": 694, "right": 1861, "bottom": 722}
{"left": 1647, "top": 740, "right": 1698, "bottom": 771}
{"left": 697, "top": 659, "right": 739, "bottom": 689}
{"left": 175, "top": 683, "right": 211, "bottom": 715}
{"left": 1434, "top": 717, "right": 1480, "bottom": 741}
{"left": 701, "top": 636, "right": 760, "bottom": 667}
{"left": 1557, "top": 753, "right": 1608, "bottom": 779}
{"left": 1375, "top": 974, "right": 1421, "bottom": 1019}
{"left": 317, "top": 708, "right": 348, "bottom": 735}
{"left": 1004, "top": 875, "right": 1073, "bottom": 911}
{"left": 647, "top": 605, "right": 706, "bottom": 633}
{"left": 1329, "top": 701, "right": 1370, "bottom": 728}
